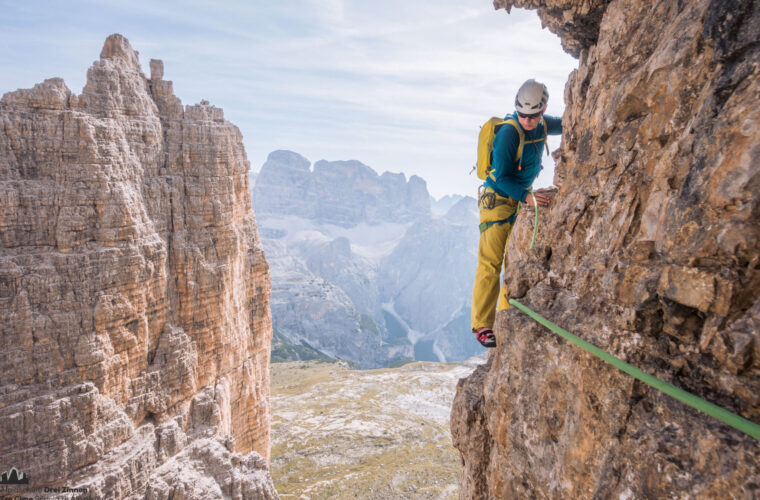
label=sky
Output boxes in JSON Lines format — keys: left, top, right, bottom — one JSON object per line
{"left": 0, "top": 0, "right": 577, "bottom": 199}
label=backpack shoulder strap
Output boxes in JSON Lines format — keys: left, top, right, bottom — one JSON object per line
{"left": 521, "top": 118, "right": 551, "bottom": 156}
{"left": 502, "top": 118, "right": 524, "bottom": 162}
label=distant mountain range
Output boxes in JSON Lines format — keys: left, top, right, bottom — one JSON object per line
{"left": 253, "top": 150, "right": 484, "bottom": 368}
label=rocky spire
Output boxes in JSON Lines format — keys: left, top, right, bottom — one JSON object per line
{"left": 100, "top": 33, "right": 142, "bottom": 68}
{"left": 0, "top": 35, "right": 276, "bottom": 498}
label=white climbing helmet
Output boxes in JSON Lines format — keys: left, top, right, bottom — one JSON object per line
{"left": 515, "top": 79, "right": 549, "bottom": 114}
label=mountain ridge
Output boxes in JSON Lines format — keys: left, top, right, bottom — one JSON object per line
{"left": 254, "top": 150, "right": 484, "bottom": 368}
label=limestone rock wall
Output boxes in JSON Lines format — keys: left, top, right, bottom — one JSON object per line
{"left": 452, "top": 1, "right": 759, "bottom": 498}
{"left": 0, "top": 35, "right": 276, "bottom": 498}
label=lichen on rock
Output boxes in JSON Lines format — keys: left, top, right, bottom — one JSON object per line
{"left": 452, "top": 1, "right": 760, "bottom": 498}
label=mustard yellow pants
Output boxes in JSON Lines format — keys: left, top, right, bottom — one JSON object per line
{"left": 471, "top": 190, "right": 519, "bottom": 331}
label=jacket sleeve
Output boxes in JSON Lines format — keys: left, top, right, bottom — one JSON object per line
{"left": 491, "top": 124, "right": 520, "bottom": 181}
{"left": 544, "top": 115, "right": 562, "bottom": 135}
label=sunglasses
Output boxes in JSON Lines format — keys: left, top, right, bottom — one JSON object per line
{"left": 517, "top": 111, "right": 542, "bottom": 119}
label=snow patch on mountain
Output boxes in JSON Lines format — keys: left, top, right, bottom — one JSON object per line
{"left": 254, "top": 150, "right": 484, "bottom": 368}
{"left": 258, "top": 214, "right": 411, "bottom": 261}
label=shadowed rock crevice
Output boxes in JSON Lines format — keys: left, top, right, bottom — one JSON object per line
{"left": 452, "top": 1, "right": 760, "bottom": 497}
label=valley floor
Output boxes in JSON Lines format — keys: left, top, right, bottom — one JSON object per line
{"left": 270, "top": 358, "right": 482, "bottom": 499}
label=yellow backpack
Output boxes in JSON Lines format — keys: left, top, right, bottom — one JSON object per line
{"left": 475, "top": 117, "right": 549, "bottom": 180}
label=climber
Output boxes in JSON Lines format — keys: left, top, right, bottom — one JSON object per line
{"left": 471, "top": 79, "right": 562, "bottom": 348}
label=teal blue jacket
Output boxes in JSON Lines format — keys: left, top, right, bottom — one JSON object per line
{"left": 484, "top": 112, "right": 562, "bottom": 202}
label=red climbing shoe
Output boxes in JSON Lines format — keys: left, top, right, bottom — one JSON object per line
{"left": 475, "top": 327, "right": 496, "bottom": 348}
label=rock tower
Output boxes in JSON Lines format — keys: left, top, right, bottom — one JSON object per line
{"left": 0, "top": 35, "right": 276, "bottom": 498}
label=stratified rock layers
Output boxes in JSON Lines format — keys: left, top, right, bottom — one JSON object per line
{"left": 453, "top": 1, "right": 759, "bottom": 498}
{"left": 0, "top": 35, "right": 276, "bottom": 498}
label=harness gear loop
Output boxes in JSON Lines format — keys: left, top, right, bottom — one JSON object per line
{"left": 478, "top": 185, "right": 496, "bottom": 210}
{"left": 478, "top": 188, "right": 519, "bottom": 234}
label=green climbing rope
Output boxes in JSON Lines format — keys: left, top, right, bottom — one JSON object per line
{"left": 529, "top": 192, "right": 538, "bottom": 250}
{"left": 509, "top": 298, "right": 760, "bottom": 441}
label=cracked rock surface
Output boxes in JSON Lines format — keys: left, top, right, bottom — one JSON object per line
{"left": 452, "top": 1, "right": 760, "bottom": 498}
{"left": 0, "top": 34, "right": 276, "bottom": 498}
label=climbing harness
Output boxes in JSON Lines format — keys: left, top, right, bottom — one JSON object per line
{"left": 478, "top": 187, "right": 540, "bottom": 251}
{"left": 478, "top": 212, "right": 519, "bottom": 235}
{"left": 509, "top": 299, "right": 760, "bottom": 441}
{"left": 477, "top": 186, "right": 519, "bottom": 234}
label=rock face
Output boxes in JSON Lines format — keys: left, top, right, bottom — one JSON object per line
{"left": 0, "top": 35, "right": 276, "bottom": 498}
{"left": 266, "top": 236, "right": 389, "bottom": 369}
{"left": 453, "top": 1, "right": 759, "bottom": 498}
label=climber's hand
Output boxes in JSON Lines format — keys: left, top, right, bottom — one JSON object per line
{"left": 526, "top": 190, "right": 552, "bottom": 208}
